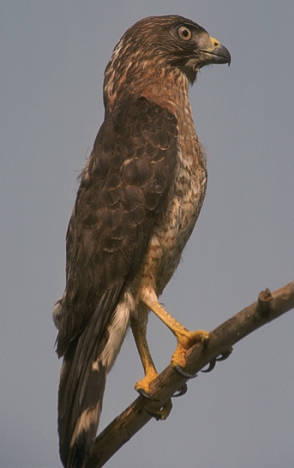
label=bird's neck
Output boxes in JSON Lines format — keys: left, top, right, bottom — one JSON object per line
{"left": 140, "top": 69, "right": 190, "bottom": 116}
{"left": 103, "top": 55, "right": 191, "bottom": 116}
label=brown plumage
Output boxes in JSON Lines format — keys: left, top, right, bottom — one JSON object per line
{"left": 54, "top": 15, "right": 230, "bottom": 468}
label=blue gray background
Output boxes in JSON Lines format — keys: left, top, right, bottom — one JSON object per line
{"left": 1, "top": 1, "right": 293, "bottom": 467}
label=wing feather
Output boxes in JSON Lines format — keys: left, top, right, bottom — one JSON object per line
{"left": 57, "top": 95, "right": 178, "bottom": 467}
{"left": 56, "top": 95, "right": 178, "bottom": 356}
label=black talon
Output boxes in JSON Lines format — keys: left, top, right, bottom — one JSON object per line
{"left": 202, "top": 347, "right": 233, "bottom": 373}
{"left": 172, "top": 383, "right": 188, "bottom": 397}
{"left": 137, "top": 388, "right": 159, "bottom": 401}
{"left": 144, "top": 403, "right": 171, "bottom": 421}
{"left": 216, "top": 347, "right": 233, "bottom": 361}
{"left": 145, "top": 406, "right": 164, "bottom": 420}
{"left": 201, "top": 358, "right": 216, "bottom": 373}
{"left": 174, "top": 365, "right": 198, "bottom": 379}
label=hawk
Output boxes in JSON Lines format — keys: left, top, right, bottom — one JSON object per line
{"left": 54, "top": 15, "right": 230, "bottom": 468}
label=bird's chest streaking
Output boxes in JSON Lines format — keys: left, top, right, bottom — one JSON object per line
{"left": 140, "top": 96, "right": 207, "bottom": 295}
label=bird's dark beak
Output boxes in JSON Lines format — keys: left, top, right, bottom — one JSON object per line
{"left": 198, "top": 34, "right": 231, "bottom": 67}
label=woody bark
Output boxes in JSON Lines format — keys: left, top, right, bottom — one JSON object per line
{"left": 86, "top": 280, "right": 294, "bottom": 468}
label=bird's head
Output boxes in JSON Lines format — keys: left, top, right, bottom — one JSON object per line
{"left": 104, "top": 15, "right": 231, "bottom": 107}
{"left": 162, "top": 17, "right": 231, "bottom": 82}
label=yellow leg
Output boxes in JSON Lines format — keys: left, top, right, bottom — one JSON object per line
{"left": 131, "top": 317, "right": 172, "bottom": 420}
{"left": 141, "top": 289, "right": 209, "bottom": 369}
{"left": 131, "top": 317, "right": 158, "bottom": 394}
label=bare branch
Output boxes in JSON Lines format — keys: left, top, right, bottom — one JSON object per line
{"left": 86, "top": 281, "right": 294, "bottom": 468}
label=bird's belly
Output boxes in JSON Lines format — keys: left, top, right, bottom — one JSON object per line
{"left": 142, "top": 157, "right": 207, "bottom": 295}
{"left": 156, "top": 190, "right": 204, "bottom": 292}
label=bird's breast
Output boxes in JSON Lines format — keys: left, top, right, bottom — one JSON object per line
{"left": 158, "top": 139, "right": 207, "bottom": 291}
{"left": 140, "top": 115, "right": 207, "bottom": 295}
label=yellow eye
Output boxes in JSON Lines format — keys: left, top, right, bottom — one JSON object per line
{"left": 177, "top": 25, "right": 192, "bottom": 41}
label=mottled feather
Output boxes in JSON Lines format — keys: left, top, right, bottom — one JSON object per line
{"left": 54, "top": 14, "right": 230, "bottom": 468}
{"left": 56, "top": 96, "right": 178, "bottom": 467}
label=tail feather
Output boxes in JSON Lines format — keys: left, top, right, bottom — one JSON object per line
{"left": 57, "top": 288, "right": 123, "bottom": 468}
{"left": 58, "top": 340, "right": 107, "bottom": 468}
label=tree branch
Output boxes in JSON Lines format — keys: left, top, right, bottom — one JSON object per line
{"left": 86, "top": 281, "right": 294, "bottom": 468}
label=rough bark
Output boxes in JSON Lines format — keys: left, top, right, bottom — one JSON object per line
{"left": 86, "top": 281, "right": 294, "bottom": 468}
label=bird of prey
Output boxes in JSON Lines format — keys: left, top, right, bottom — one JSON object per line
{"left": 54, "top": 15, "right": 230, "bottom": 468}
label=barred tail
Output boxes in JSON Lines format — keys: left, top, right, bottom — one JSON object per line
{"left": 58, "top": 333, "right": 107, "bottom": 468}
{"left": 56, "top": 289, "right": 131, "bottom": 467}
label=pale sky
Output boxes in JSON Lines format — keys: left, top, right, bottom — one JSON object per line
{"left": 1, "top": 1, "right": 293, "bottom": 467}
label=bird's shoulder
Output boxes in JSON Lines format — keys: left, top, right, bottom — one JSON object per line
{"left": 58, "top": 95, "right": 179, "bottom": 354}
{"left": 72, "top": 94, "right": 179, "bottom": 242}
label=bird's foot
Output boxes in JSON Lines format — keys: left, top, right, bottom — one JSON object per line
{"left": 172, "top": 329, "right": 209, "bottom": 372}
{"left": 201, "top": 347, "right": 233, "bottom": 373}
{"left": 135, "top": 370, "right": 173, "bottom": 420}
{"left": 135, "top": 368, "right": 159, "bottom": 397}
{"left": 173, "top": 366, "right": 198, "bottom": 379}
{"left": 172, "top": 383, "right": 188, "bottom": 397}
{"left": 144, "top": 398, "right": 173, "bottom": 421}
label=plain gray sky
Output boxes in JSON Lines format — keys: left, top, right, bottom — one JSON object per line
{"left": 1, "top": 1, "right": 293, "bottom": 467}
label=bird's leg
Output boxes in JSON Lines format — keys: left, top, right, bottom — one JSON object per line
{"left": 131, "top": 316, "right": 158, "bottom": 394}
{"left": 131, "top": 317, "right": 172, "bottom": 420}
{"left": 141, "top": 289, "right": 209, "bottom": 372}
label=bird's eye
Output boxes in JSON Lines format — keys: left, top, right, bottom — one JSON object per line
{"left": 177, "top": 26, "right": 192, "bottom": 41}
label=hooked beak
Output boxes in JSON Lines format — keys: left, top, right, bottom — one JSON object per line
{"left": 198, "top": 34, "right": 231, "bottom": 67}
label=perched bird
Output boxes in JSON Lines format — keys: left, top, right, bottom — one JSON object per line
{"left": 54, "top": 14, "right": 230, "bottom": 468}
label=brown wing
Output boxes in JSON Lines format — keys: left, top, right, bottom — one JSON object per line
{"left": 56, "top": 95, "right": 178, "bottom": 356}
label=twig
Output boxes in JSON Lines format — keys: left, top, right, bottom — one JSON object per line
{"left": 86, "top": 280, "right": 294, "bottom": 467}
